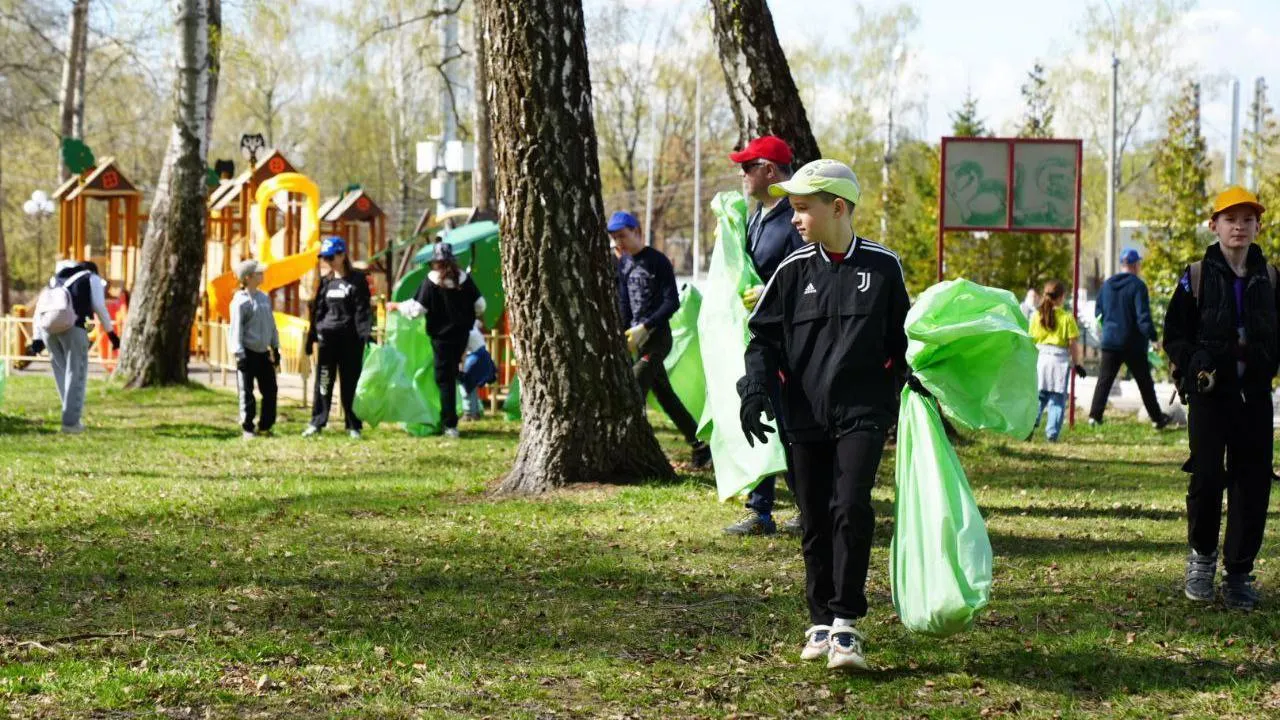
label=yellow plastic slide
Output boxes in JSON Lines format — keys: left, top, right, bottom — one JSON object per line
{"left": 207, "top": 172, "right": 322, "bottom": 321}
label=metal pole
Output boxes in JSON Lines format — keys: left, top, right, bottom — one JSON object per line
{"left": 644, "top": 107, "right": 657, "bottom": 247}
{"left": 1105, "top": 52, "right": 1118, "bottom": 280}
{"left": 440, "top": 0, "right": 459, "bottom": 210}
{"left": 692, "top": 72, "right": 702, "bottom": 283}
{"left": 1228, "top": 79, "right": 1241, "bottom": 185}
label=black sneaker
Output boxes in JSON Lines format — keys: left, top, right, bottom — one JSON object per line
{"left": 1223, "top": 573, "right": 1259, "bottom": 612}
{"left": 780, "top": 515, "right": 803, "bottom": 537}
{"left": 723, "top": 513, "right": 776, "bottom": 536}
{"left": 1153, "top": 413, "right": 1173, "bottom": 430}
{"left": 690, "top": 442, "right": 712, "bottom": 469}
{"left": 1185, "top": 550, "right": 1217, "bottom": 603}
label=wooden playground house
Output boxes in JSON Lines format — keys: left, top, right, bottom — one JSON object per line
{"left": 50, "top": 158, "right": 144, "bottom": 290}
{"left": 318, "top": 189, "right": 388, "bottom": 293}
{"left": 205, "top": 149, "right": 307, "bottom": 317}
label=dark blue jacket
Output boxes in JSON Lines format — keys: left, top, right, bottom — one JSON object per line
{"left": 618, "top": 247, "right": 679, "bottom": 330}
{"left": 747, "top": 196, "right": 805, "bottom": 284}
{"left": 1096, "top": 271, "right": 1157, "bottom": 351}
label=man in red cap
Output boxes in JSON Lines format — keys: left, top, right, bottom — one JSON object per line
{"left": 723, "top": 136, "right": 806, "bottom": 537}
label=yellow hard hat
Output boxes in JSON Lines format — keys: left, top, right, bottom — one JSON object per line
{"left": 1211, "top": 185, "right": 1265, "bottom": 217}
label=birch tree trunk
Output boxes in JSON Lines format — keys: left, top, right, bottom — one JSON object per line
{"left": 477, "top": 0, "right": 674, "bottom": 493}
{"left": 117, "top": 0, "right": 221, "bottom": 387}
{"left": 471, "top": 14, "right": 496, "bottom": 213}
{"left": 57, "top": 0, "right": 90, "bottom": 179}
{"left": 708, "top": 0, "right": 821, "bottom": 166}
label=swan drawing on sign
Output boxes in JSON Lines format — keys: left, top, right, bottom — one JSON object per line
{"left": 947, "top": 159, "right": 1007, "bottom": 226}
{"left": 1013, "top": 156, "right": 1073, "bottom": 228}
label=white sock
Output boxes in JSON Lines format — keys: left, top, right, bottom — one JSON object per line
{"left": 832, "top": 617, "right": 854, "bottom": 628}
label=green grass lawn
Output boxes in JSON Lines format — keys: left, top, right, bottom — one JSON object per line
{"left": 0, "top": 373, "right": 1277, "bottom": 719}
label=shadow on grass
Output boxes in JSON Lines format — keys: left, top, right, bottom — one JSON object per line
{"left": 0, "top": 413, "right": 55, "bottom": 435}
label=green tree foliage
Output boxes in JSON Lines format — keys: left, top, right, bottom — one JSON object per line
{"left": 884, "top": 139, "right": 938, "bottom": 295}
{"left": 1143, "top": 81, "right": 1209, "bottom": 306}
{"left": 949, "top": 90, "right": 988, "bottom": 138}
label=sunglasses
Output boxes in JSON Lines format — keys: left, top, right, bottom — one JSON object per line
{"left": 741, "top": 160, "right": 770, "bottom": 174}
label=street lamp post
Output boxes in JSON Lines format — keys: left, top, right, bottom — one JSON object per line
{"left": 1104, "top": 1, "right": 1119, "bottom": 281}
{"left": 23, "top": 190, "right": 55, "bottom": 282}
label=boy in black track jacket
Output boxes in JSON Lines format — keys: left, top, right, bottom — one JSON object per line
{"left": 738, "top": 159, "right": 912, "bottom": 671}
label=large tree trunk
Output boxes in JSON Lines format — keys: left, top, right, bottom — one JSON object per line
{"left": 57, "top": 0, "right": 90, "bottom": 179}
{"left": 0, "top": 135, "right": 10, "bottom": 314}
{"left": 477, "top": 0, "right": 674, "bottom": 493}
{"left": 470, "top": 14, "right": 496, "bottom": 213}
{"left": 117, "top": 0, "right": 220, "bottom": 387}
{"left": 708, "top": 0, "right": 820, "bottom": 166}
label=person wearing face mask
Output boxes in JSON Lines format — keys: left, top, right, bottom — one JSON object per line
{"left": 1164, "top": 186, "right": 1278, "bottom": 613}
{"left": 304, "top": 236, "right": 373, "bottom": 439}
{"left": 388, "top": 243, "right": 485, "bottom": 439}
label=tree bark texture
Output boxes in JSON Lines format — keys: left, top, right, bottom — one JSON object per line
{"left": 0, "top": 135, "right": 10, "bottom": 314}
{"left": 708, "top": 0, "right": 821, "bottom": 166}
{"left": 57, "top": 0, "right": 90, "bottom": 179}
{"left": 477, "top": 0, "right": 675, "bottom": 493}
{"left": 117, "top": 0, "right": 220, "bottom": 387}
{"left": 470, "top": 13, "right": 496, "bottom": 213}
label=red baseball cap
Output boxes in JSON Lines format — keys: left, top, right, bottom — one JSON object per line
{"left": 728, "top": 135, "right": 793, "bottom": 165}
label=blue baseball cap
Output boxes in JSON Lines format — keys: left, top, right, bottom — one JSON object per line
{"left": 1120, "top": 247, "right": 1141, "bottom": 264}
{"left": 606, "top": 211, "right": 639, "bottom": 233}
{"left": 319, "top": 235, "right": 347, "bottom": 258}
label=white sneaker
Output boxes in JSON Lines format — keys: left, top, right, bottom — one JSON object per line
{"left": 60, "top": 424, "right": 85, "bottom": 435}
{"left": 443, "top": 427, "right": 460, "bottom": 439}
{"left": 799, "top": 625, "right": 830, "bottom": 661}
{"left": 827, "top": 627, "right": 869, "bottom": 671}
{"left": 242, "top": 430, "right": 256, "bottom": 440}
{"left": 348, "top": 429, "right": 362, "bottom": 439}
{"left": 301, "top": 425, "right": 322, "bottom": 437}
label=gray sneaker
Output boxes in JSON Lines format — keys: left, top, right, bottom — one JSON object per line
{"left": 723, "top": 513, "right": 776, "bottom": 536}
{"left": 780, "top": 515, "right": 803, "bottom": 537}
{"left": 1223, "top": 573, "right": 1259, "bottom": 612}
{"left": 1185, "top": 550, "right": 1218, "bottom": 603}
{"left": 301, "top": 425, "right": 322, "bottom": 438}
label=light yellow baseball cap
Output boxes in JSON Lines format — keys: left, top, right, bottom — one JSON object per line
{"left": 768, "top": 158, "right": 862, "bottom": 206}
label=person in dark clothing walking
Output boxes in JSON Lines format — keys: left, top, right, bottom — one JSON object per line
{"left": 1088, "top": 247, "right": 1172, "bottom": 428}
{"left": 739, "top": 159, "right": 912, "bottom": 670}
{"left": 725, "top": 135, "right": 806, "bottom": 537}
{"left": 304, "top": 236, "right": 373, "bottom": 439}
{"left": 389, "top": 242, "right": 487, "bottom": 439}
{"left": 610, "top": 210, "right": 712, "bottom": 468}
{"left": 1164, "top": 186, "right": 1277, "bottom": 612}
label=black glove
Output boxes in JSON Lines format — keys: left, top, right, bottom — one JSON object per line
{"left": 108, "top": 331, "right": 121, "bottom": 350}
{"left": 364, "top": 335, "right": 376, "bottom": 346}
{"left": 235, "top": 353, "right": 248, "bottom": 371}
{"left": 904, "top": 370, "right": 932, "bottom": 398}
{"left": 736, "top": 377, "right": 776, "bottom": 447}
{"left": 1074, "top": 364, "right": 1087, "bottom": 378}
{"left": 1188, "top": 350, "right": 1216, "bottom": 395}
{"left": 269, "top": 347, "right": 281, "bottom": 368}
{"left": 26, "top": 339, "right": 46, "bottom": 356}
{"left": 304, "top": 336, "right": 315, "bottom": 356}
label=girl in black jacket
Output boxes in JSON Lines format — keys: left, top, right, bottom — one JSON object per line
{"left": 304, "top": 236, "right": 372, "bottom": 438}
{"left": 389, "top": 243, "right": 485, "bottom": 438}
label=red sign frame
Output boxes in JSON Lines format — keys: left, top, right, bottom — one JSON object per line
{"left": 936, "top": 136, "right": 1085, "bottom": 425}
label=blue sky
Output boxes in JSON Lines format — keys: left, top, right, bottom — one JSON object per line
{"left": 598, "top": 0, "right": 1280, "bottom": 165}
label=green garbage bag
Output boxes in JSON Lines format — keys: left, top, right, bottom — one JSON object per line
{"left": 353, "top": 343, "right": 434, "bottom": 427}
{"left": 504, "top": 375, "right": 521, "bottom": 421}
{"left": 906, "top": 279, "right": 1038, "bottom": 439}
{"left": 386, "top": 310, "right": 442, "bottom": 436}
{"left": 891, "top": 388, "right": 993, "bottom": 637}
{"left": 698, "top": 191, "right": 788, "bottom": 500}
{"left": 649, "top": 284, "right": 706, "bottom": 423}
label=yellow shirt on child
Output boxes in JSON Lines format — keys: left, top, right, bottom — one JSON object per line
{"left": 1029, "top": 308, "right": 1079, "bottom": 347}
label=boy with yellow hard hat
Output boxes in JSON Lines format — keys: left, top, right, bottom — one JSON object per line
{"left": 1163, "top": 185, "right": 1275, "bottom": 612}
